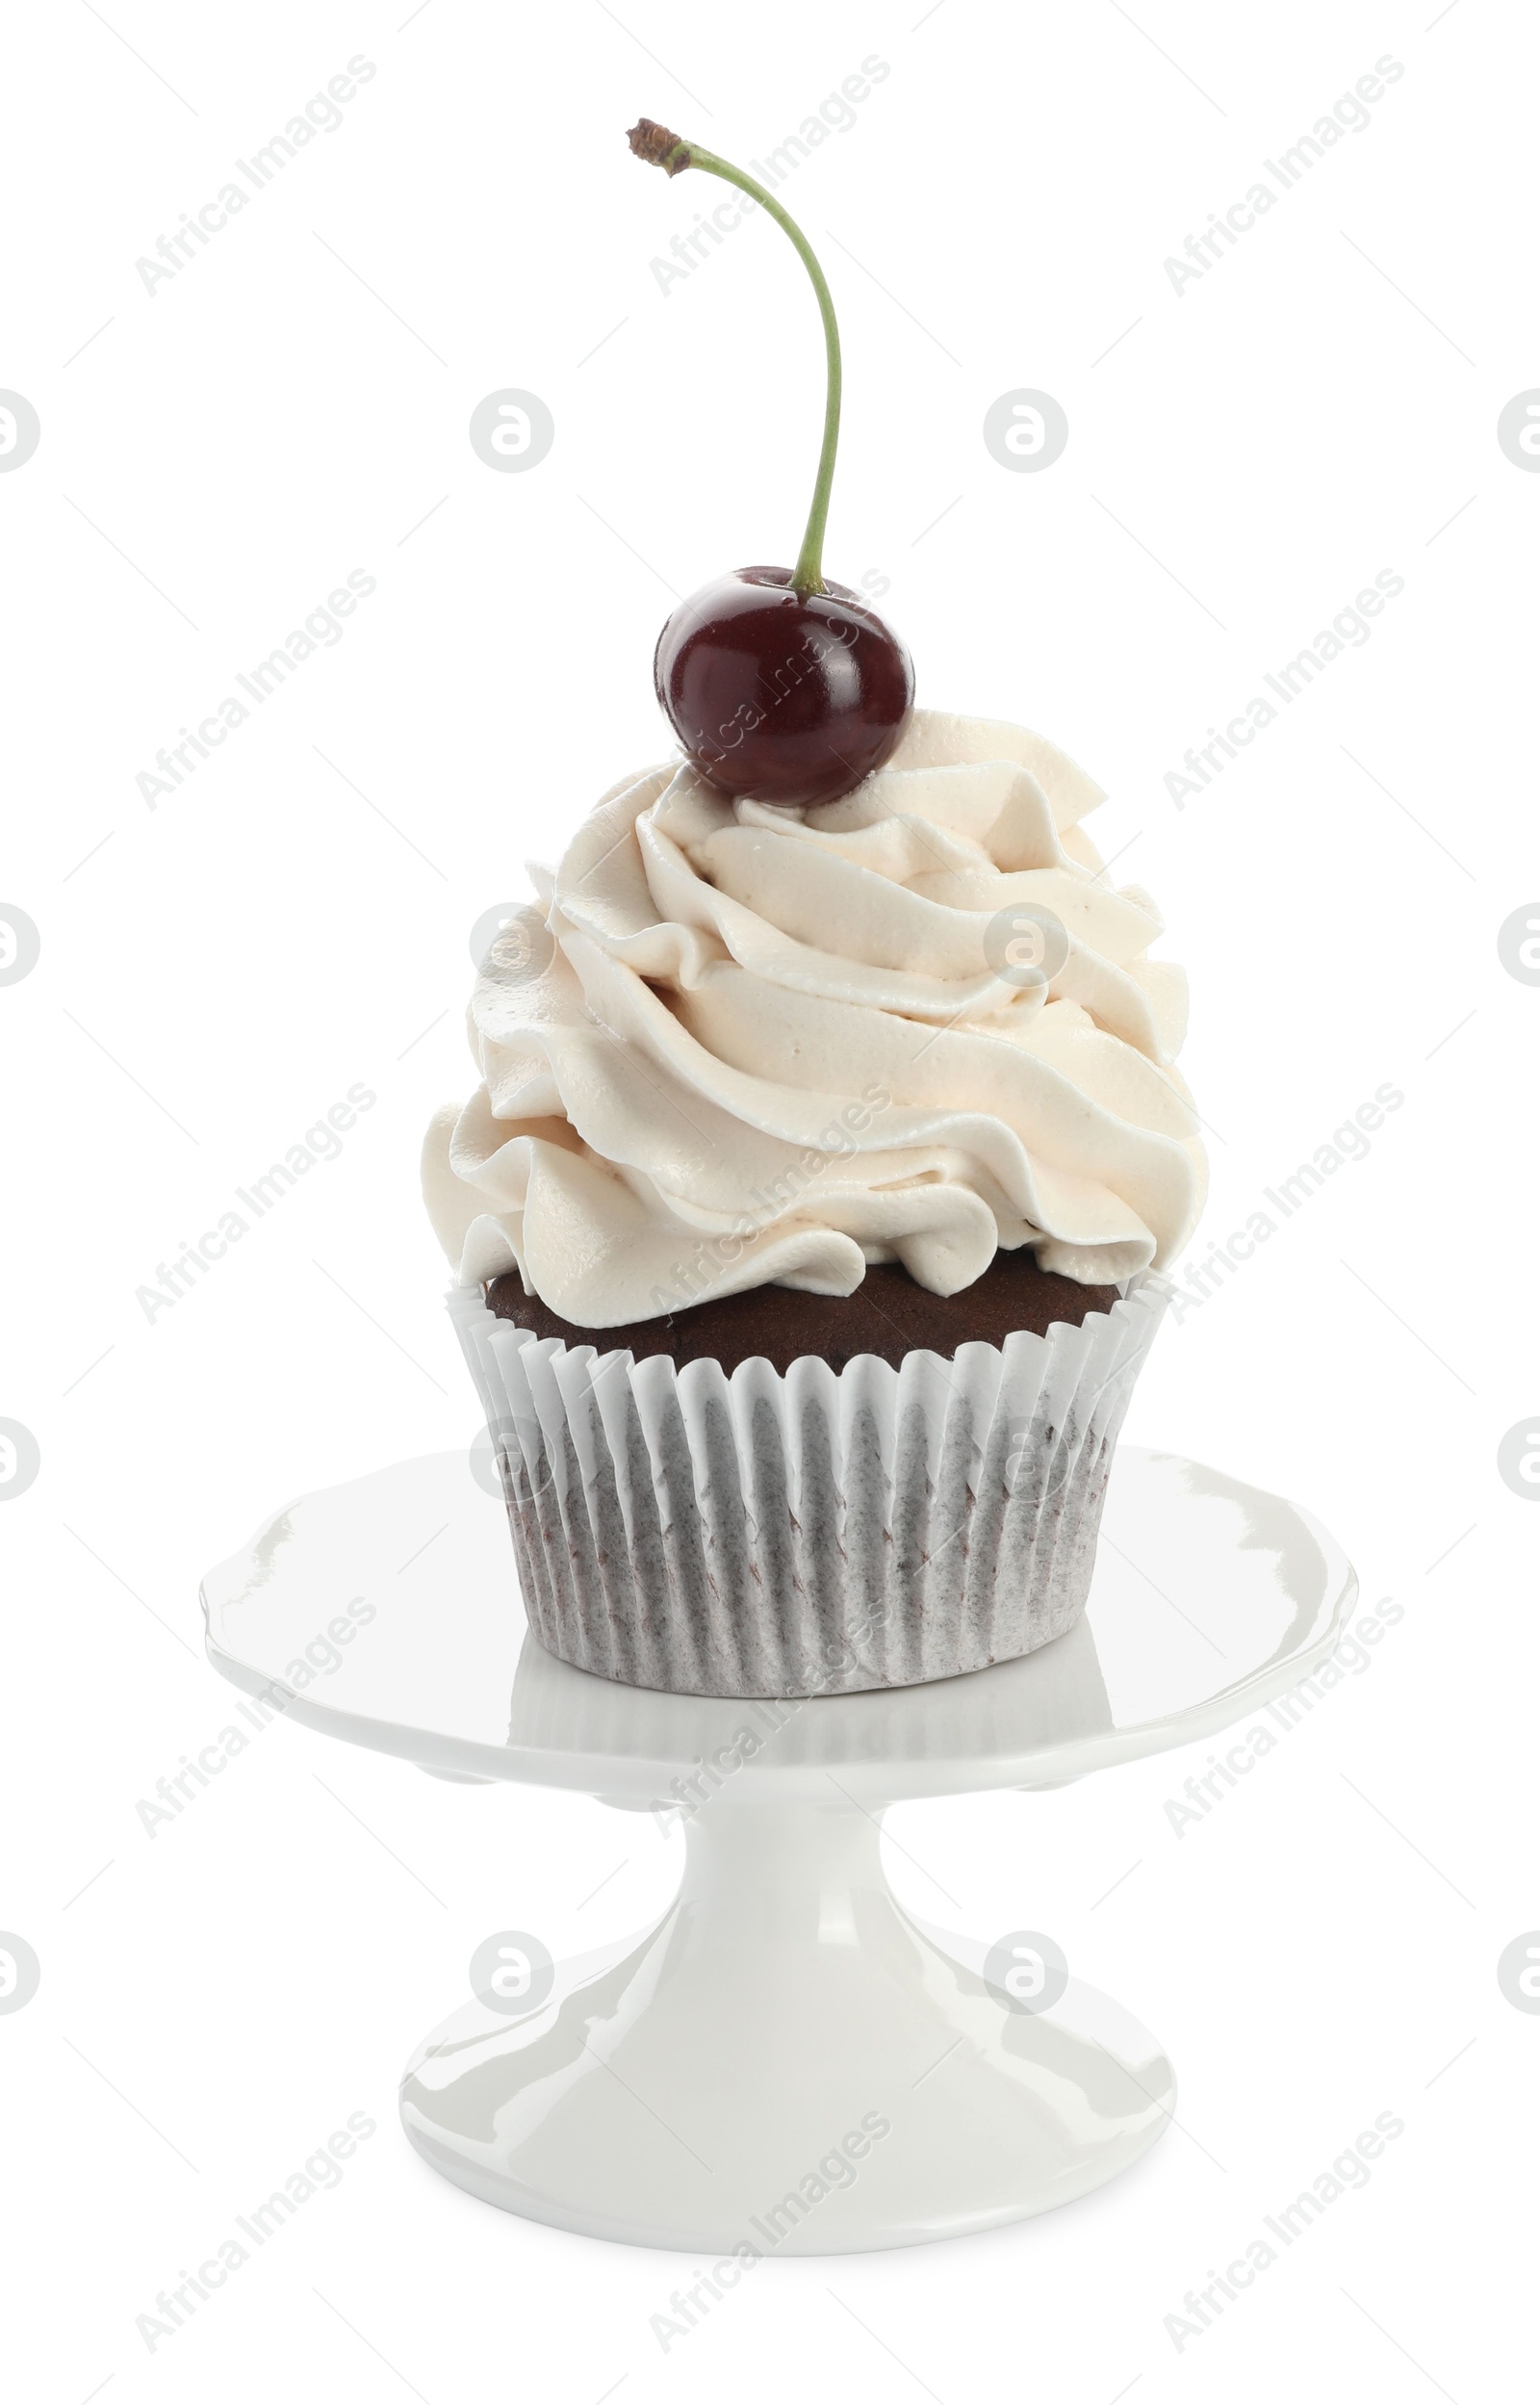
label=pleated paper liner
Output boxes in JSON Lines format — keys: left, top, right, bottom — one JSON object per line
{"left": 449, "top": 1277, "right": 1166, "bottom": 1699}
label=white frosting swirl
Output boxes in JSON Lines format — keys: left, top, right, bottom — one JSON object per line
{"left": 424, "top": 710, "right": 1206, "bottom": 1325}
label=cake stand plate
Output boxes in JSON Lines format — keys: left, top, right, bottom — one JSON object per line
{"left": 202, "top": 1447, "right": 1355, "bottom": 2253}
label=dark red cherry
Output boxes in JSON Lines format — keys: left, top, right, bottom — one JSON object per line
{"left": 654, "top": 565, "right": 913, "bottom": 810}
{"left": 628, "top": 127, "right": 918, "bottom": 805}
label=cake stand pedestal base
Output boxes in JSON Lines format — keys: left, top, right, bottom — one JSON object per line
{"left": 398, "top": 1797, "right": 1172, "bottom": 2254}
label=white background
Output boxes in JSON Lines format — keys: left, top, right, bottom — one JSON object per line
{"left": 2, "top": 0, "right": 1536, "bottom": 2397}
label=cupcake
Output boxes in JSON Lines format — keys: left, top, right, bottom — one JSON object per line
{"left": 423, "top": 124, "right": 1205, "bottom": 1697}
{"left": 426, "top": 707, "right": 1202, "bottom": 1697}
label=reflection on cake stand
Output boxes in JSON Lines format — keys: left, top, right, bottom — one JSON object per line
{"left": 202, "top": 1448, "right": 1354, "bottom": 2253}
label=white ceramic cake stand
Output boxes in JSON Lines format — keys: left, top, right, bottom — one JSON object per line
{"left": 201, "top": 1447, "right": 1354, "bottom": 2254}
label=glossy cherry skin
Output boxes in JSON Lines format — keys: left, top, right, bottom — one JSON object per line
{"left": 654, "top": 565, "right": 913, "bottom": 809}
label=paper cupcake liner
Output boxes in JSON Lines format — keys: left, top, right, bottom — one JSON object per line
{"left": 449, "top": 1278, "right": 1166, "bottom": 1699}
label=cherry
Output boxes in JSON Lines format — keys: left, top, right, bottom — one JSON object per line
{"left": 654, "top": 564, "right": 912, "bottom": 809}
{"left": 629, "top": 118, "right": 913, "bottom": 809}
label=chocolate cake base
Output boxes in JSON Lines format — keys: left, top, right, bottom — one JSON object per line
{"left": 485, "top": 1249, "right": 1119, "bottom": 1376}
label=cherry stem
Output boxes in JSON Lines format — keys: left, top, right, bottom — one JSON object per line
{"left": 629, "top": 121, "right": 841, "bottom": 598}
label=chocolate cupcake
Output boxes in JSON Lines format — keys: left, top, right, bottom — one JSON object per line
{"left": 425, "top": 710, "right": 1203, "bottom": 1696}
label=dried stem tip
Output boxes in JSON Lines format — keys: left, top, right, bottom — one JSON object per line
{"left": 628, "top": 117, "right": 690, "bottom": 174}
